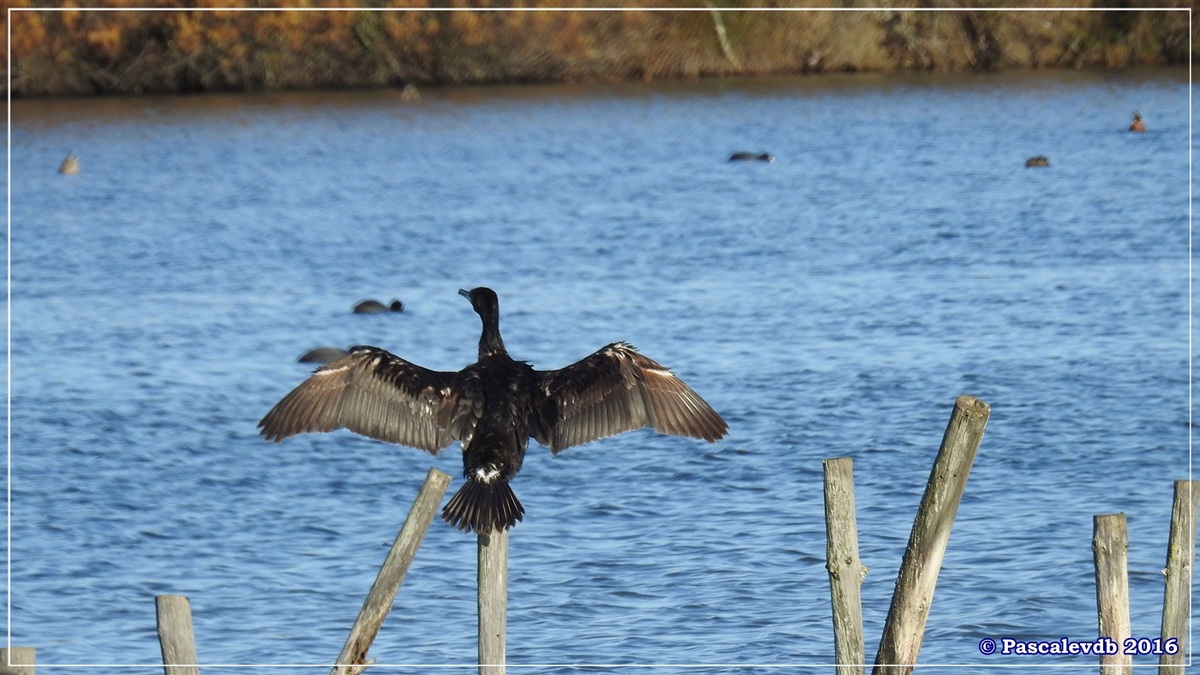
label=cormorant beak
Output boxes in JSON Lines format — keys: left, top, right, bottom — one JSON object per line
{"left": 458, "top": 288, "right": 471, "bottom": 300}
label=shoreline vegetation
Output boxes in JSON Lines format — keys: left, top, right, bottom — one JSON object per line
{"left": 5, "top": 1, "right": 1193, "bottom": 99}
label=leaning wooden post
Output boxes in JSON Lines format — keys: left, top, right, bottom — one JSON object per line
{"left": 824, "top": 457, "right": 866, "bottom": 675}
{"left": 872, "top": 395, "right": 989, "bottom": 675}
{"left": 332, "top": 468, "right": 452, "bottom": 675}
{"left": 478, "top": 526, "right": 508, "bottom": 675}
{"left": 1093, "top": 513, "right": 1131, "bottom": 675}
{"left": 0, "top": 646, "right": 36, "bottom": 675}
{"left": 1159, "top": 480, "right": 1198, "bottom": 674}
{"left": 155, "top": 595, "right": 199, "bottom": 675}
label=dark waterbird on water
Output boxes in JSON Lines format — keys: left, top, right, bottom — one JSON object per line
{"left": 1129, "top": 111, "right": 1145, "bottom": 133}
{"left": 353, "top": 299, "right": 405, "bottom": 314}
{"left": 259, "top": 287, "right": 729, "bottom": 534}
{"left": 729, "top": 152, "right": 774, "bottom": 162}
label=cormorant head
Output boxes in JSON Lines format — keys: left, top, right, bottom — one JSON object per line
{"left": 460, "top": 287, "right": 499, "bottom": 317}
{"left": 460, "top": 287, "right": 505, "bottom": 356}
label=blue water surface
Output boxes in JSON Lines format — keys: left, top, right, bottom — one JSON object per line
{"left": 8, "top": 66, "right": 1192, "bottom": 673}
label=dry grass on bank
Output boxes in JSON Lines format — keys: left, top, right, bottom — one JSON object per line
{"left": 4, "top": 1, "right": 1192, "bottom": 97}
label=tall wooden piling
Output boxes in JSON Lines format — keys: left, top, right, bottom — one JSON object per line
{"left": 478, "top": 527, "right": 508, "bottom": 675}
{"left": 1159, "top": 480, "right": 1198, "bottom": 674}
{"left": 1092, "top": 513, "right": 1132, "bottom": 675}
{"left": 872, "top": 395, "right": 990, "bottom": 675}
{"left": 155, "top": 595, "right": 199, "bottom": 675}
{"left": 0, "top": 647, "right": 36, "bottom": 675}
{"left": 332, "top": 468, "right": 452, "bottom": 675}
{"left": 824, "top": 457, "right": 867, "bottom": 675}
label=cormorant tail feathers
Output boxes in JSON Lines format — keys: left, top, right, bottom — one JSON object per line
{"left": 442, "top": 478, "right": 525, "bottom": 533}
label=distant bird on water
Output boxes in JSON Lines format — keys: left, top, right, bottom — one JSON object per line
{"left": 259, "top": 287, "right": 728, "bottom": 534}
{"left": 1129, "top": 111, "right": 1145, "bottom": 133}
{"left": 729, "top": 152, "right": 774, "bottom": 162}
{"left": 353, "top": 299, "right": 404, "bottom": 314}
{"left": 58, "top": 153, "right": 80, "bottom": 174}
{"left": 1025, "top": 155, "right": 1050, "bottom": 168}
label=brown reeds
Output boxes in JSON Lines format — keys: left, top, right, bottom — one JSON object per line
{"left": 5, "top": 3, "right": 1191, "bottom": 98}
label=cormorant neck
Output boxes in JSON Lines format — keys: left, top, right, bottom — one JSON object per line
{"left": 477, "top": 312, "right": 507, "bottom": 359}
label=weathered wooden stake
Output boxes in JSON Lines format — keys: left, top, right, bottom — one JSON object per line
{"left": 824, "top": 456, "right": 867, "bottom": 675}
{"left": 1093, "top": 513, "right": 1132, "bottom": 675}
{"left": 155, "top": 595, "right": 199, "bottom": 675}
{"left": 331, "top": 467, "right": 452, "bottom": 675}
{"left": 478, "top": 526, "right": 508, "bottom": 675}
{"left": 0, "top": 647, "right": 36, "bottom": 675}
{"left": 1158, "top": 480, "right": 1198, "bottom": 674}
{"left": 872, "top": 395, "right": 990, "bottom": 675}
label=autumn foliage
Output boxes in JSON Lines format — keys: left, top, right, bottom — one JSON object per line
{"left": 3, "top": 1, "right": 1192, "bottom": 97}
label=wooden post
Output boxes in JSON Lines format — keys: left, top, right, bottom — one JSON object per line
{"left": 1159, "top": 480, "right": 1198, "bottom": 674}
{"left": 155, "top": 595, "right": 199, "bottom": 675}
{"left": 478, "top": 526, "right": 508, "bottom": 675}
{"left": 0, "top": 647, "right": 35, "bottom": 675}
{"left": 824, "top": 457, "right": 866, "bottom": 675}
{"left": 331, "top": 468, "right": 452, "bottom": 675}
{"left": 1093, "top": 513, "right": 1132, "bottom": 675}
{"left": 872, "top": 395, "right": 990, "bottom": 675}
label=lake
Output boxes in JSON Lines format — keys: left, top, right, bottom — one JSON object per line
{"left": 8, "top": 66, "right": 1191, "bottom": 672}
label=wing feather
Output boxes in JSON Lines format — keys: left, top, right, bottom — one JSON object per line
{"left": 258, "top": 346, "right": 466, "bottom": 453}
{"left": 535, "top": 342, "right": 728, "bottom": 454}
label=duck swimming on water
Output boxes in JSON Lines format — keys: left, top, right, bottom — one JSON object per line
{"left": 729, "top": 152, "right": 774, "bottom": 162}
{"left": 1129, "top": 111, "right": 1145, "bottom": 133}
{"left": 58, "top": 153, "right": 80, "bottom": 175}
{"left": 353, "top": 299, "right": 404, "bottom": 314}
{"left": 259, "top": 287, "right": 728, "bottom": 534}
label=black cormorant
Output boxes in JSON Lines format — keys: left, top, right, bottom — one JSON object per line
{"left": 259, "top": 287, "right": 728, "bottom": 534}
